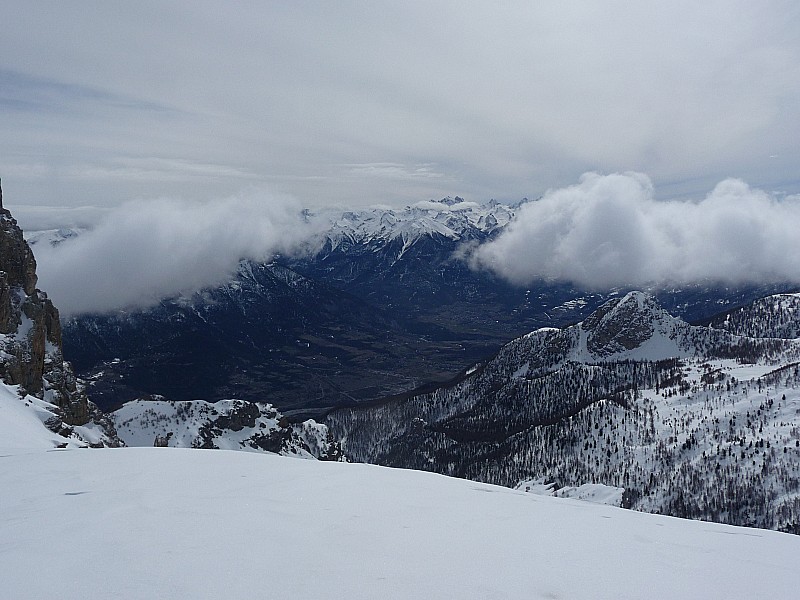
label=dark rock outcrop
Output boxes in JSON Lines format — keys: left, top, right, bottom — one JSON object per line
{"left": 583, "top": 292, "right": 660, "bottom": 356}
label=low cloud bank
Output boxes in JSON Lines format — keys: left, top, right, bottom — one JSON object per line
{"left": 470, "top": 173, "right": 800, "bottom": 288}
{"left": 33, "top": 173, "right": 800, "bottom": 316}
{"left": 34, "top": 191, "right": 315, "bottom": 315}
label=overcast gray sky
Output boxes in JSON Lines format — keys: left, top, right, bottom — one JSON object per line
{"left": 3, "top": 1, "right": 800, "bottom": 216}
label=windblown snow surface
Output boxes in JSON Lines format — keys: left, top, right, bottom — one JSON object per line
{"left": 2, "top": 393, "right": 800, "bottom": 600}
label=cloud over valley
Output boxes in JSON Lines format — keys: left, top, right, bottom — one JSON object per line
{"left": 33, "top": 191, "right": 315, "bottom": 315}
{"left": 470, "top": 173, "right": 800, "bottom": 289}
{"left": 28, "top": 173, "right": 800, "bottom": 317}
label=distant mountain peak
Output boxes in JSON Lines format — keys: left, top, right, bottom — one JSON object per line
{"left": 580, "top": 292, "right": 680, "bottom": 358}
{"left": 434, "top": 196, "right": 466, "bottom": 206}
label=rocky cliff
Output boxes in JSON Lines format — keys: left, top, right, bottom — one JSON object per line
{"left": 0, "top": 180, "right": 120, "bottom": 446}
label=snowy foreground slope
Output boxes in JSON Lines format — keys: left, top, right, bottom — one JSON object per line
{"left": 3, "top": 445, "right": 799, "bottom": 600}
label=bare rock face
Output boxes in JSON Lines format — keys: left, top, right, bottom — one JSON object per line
{"left": 583, "top": 292, "right": 660, "bottom": 356}
{"left": 0, "top": 181, "right": 120, "bottom": 445}
{"left": 0, "top": 188, "right": 38, "bottom": 298}
{"left": 0, "top": 271, "right": 13, "bottom": 334}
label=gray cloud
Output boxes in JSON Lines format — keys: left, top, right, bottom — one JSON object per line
{"left": 14, "top": 205, "right": 110, "bottom": 231}
{"left": 1, "top": 2, "right": 800, "bottom": 209}
{"left": 471, "top": 173, "right": 800, "bottom": 288}
{"left": 33, "top": 191, "right": 314, "bottom": 315}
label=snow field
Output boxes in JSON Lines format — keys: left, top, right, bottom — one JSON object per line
{"left": 2, "top": 446, "right": 799, "bottom": 600}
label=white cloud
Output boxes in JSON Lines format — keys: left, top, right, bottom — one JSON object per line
{"left": 449, "top": 201, "right": 480, "bottom": 212}
{"left": 470, "top": 173, "right": 800, "bottom": 288}
{"left": 33, "top": 191, "right": 315, "bottom": 315}
{"left": 344, "top": 163, "right": 446, "bottom": 181}
{"left": 411, "top": 200, "right": 448, "bottom": 211}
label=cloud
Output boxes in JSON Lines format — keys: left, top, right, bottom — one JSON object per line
{"left": 411, "top": 199, "right": 478, "bottom": 212}
{"left": 33, "top": 191, "right": 315, "bottom": 315}
{"left": 344, "top": 163, "right": 446, "bottom": 181}
{"left": 0, "top": 68, "right": 178, "bottom": 116}
{"left": 14, "top": 205, "right": 110, "bottom": 231}
{"left": 449, "top": 201, "right": 480, "bottom": 212}
{"left": 470, "top": 173, "right": 800, "bottom": 288}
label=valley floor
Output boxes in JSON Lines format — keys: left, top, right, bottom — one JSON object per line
{"left": 2, "top": 446, "right": 799, "bottom": 599}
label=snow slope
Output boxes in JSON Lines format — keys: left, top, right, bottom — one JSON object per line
{"left": 0, "top": 380, "right": 115, "bottom": 449}
{"left": 0, "top": 382, "right": 68, "bottom": 449}
{"left": 2, "top": 445, "right": 799, "bottom": 600}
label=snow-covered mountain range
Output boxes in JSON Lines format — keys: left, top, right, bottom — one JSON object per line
{"left": 35, "top": 198, "right": 794, "bottom": 415}
{"left": 304, "top": 196, "right": 515, "bottom": 254}
{"left": 328, "top": 291, "right": 800, "bottom": 532}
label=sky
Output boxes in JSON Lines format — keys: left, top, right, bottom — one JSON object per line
{"left": 2, "top": 1, "right": 800, "bottom": 217}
